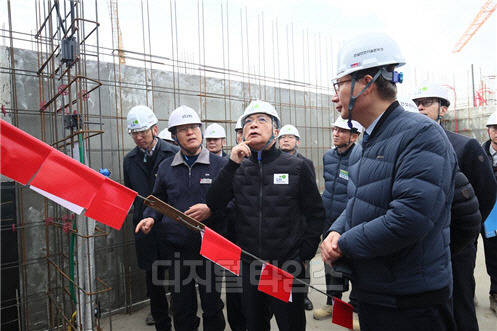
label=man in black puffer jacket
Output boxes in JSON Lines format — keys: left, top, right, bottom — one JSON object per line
{"left": 413, "top": 81, "right": 496, "bottom": 331}
{"left": 206, "top": 100, "right": 325, "bottom": 331}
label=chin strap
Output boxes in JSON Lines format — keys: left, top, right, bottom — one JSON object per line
{"left": 346, "top": 66, "right": 403, "bottom": 129}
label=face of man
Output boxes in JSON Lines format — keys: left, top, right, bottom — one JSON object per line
{"left": 332, "top": 75, "right": 367, "bottom": 122}
{"left": 235, "top": 129, "right": 243, "bottom": 144}
{"left": 131, "top": 125, "right": 158, "bottom": 150}
{"left": 488, "top": 125, "right": 497, "bottom": 150}
{"left": 243, "top": 113, "right": 278, "bottom": 151}
{"left": 278, "top": 134, "right": 299, "bottom": 154}
{"left": 333, "top": 127, "right": 358, "bottom": 151}
{"left": 414, "top": 98, "right": 448, "bottom": 122}
{"left": 206, "top": 137, "right": 225, "bottom": 155}
{"left": 174, "top": 124, "right": 202, "bottom": 156}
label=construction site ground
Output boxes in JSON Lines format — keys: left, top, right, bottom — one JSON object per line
{"left": 108, "top": 238, "right": 497, "bottom": 331}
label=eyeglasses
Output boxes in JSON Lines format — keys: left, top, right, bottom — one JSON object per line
{"left": 243, "top": 115, "right": 271, "bottom": 127}
{"left": 488, "top": 126, "right": 497, "bottom": 132}
{"left": 413, "top": 98, "right": 436, "bottom": 107}
{"left": 333, "top": 79, "right": 353, "bottom": 94}
{"left": 333, "top": 127, "right": 351, "bottom": 134}
{"left": 129, "top": 128, "right": 151, "bottom": 138}
{"left": 176, "top": 124, "right": 200, "bottom": 133}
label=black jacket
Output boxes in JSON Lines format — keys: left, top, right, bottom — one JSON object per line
{"left": 445, "top": 131, "right": 496, "bottom": 221}
{"left": 295, "top": 152, "right": 316, "bottom": 180}
{"left": 123, "top": 138, "right": 179, "bottom": 269}
{"left": 450, "top": 168, "right": 481, "bottom": 254}
{"left": 206, "top": 144, "right": 325, "bottom": 264}
{"left": 482, "top": 139, "right": 497, "bottom": 178}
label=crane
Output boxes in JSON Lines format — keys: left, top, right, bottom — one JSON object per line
{"left": 452, "top": 0, "right": 497, "bottom": 53}
{"left": 108, "top": 0, "right": 126, "bottom": 64}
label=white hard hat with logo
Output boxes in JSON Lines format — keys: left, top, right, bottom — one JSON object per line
{"left": 205, "top": 123, "right": 226, "bottom": 138}
{"left": 397, "top": 96, "right": 419, "bottom": 113}
{"left": 412, "top": 81, "right": 450, "bottom": 107}
{"left": 335, "top": 32, "right": 405, "bottom": 80}
{"left": 241, "top": 100, "right": 281, "bottom": 129}
{"left": 168, "top": 105, "right": 202, "bottom": 132}
{"left": 487, "top": 112, "right": 497, "bottom": 127}
{"left": 127, "top": 105, "right": 158, "bottom": 132}
{"left": 235, "top": 115, "right": 243, "bottom": 131}
{"left": 158, "top": 128, "right": 173, "bottom": 141}
{"left": 278, "top": 124, "right": 300, "bottom": 139}
{"left": 333, "top": 117, "right": 363, "bottom": 133}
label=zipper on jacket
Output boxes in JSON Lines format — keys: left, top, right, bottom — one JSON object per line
{"left": 258, "top": 158, "right": 263, "bottom": 259}
{"left": 349, "top": 147, "right": 365, "bottom": 227}
{"left": 330, "top": 153, "right": 342, "bottom": 202}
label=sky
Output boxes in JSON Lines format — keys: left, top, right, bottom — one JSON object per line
{"left": 1, "top": 0, "right": 496, "bottom": 107}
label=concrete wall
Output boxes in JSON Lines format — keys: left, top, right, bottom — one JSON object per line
{"left": 1, "top": 46, "right": 337, "bottom": 329}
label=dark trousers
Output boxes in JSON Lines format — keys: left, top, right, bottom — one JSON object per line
{"left": 357, "top": 299, "right": 456, "bottom": 331}
{"left": 324, "top": 263, "right": 349, "bottom": 304}
{"left": 451, "top": 243, "right": 478, "bottom": 331}
{"left": 225, "top": 271, "right": 247, "bottom": 331}
{"left": 169, "top": 249, "right": 225, "bottom": 331}
{"left": 241, "top": 260, "right": 306, "bottom": 331}
{"left": 480, "top": 232, "right": 497, "bottom": 294}
{"left": 146, "top": 269, "right": 172, "bottom": 331}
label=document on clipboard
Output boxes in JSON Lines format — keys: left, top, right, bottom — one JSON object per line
{"left": 483, "top": 203, "right": 497, "bottom": 238}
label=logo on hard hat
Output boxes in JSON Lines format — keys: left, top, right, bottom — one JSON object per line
{"left": 354, "top": 48, "right": 384, "bottom": 57}
{"left": 182, "top": 114, "right": 193, "bottom": 119}
{"left": 351, "top": 62, "right": 360, "bottom": 68}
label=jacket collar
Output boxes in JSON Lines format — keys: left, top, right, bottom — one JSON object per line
{"left": 249, "top": 144, "right": 281, "bottom": 163}
{"left": 171, "top": 146, "right": 210, "bottom": 166}
{"left": 366, "top": 100, "right": 400, "bottom": 142}
{"left": 336, "top": 143, "right": 355, "bottom": 156}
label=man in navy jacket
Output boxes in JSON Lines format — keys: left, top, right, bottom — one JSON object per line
{"left": 321, "top": 33, "right": 457, "bottom": 330}
{"left": 136, "top": 105, "right": 226, "bottom": 331}
{"left": 313, "top": 117, "right": 361, "bottom": 320}
{"left": 413, "top": 81, "right": 496, "bottom": 330}
{"left": 123, "top": 105, "right": 179, "bottom": 330}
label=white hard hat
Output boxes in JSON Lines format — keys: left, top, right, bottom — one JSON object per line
{"left": 205, "top": 123, "right": 226, "bottom": 138}
{"left": 158, "top": 128, "right": 173, "bottom": 141}
{"left": 397, "top": 96, "right": 419, "bottom": 113}
{"left": 335, "top": 32, "right": 405, "bottom": 80}
{"left": 487, "top": 112, "right": 497, "bottom": 127}
{"left": 333, "top": 117, "right": 363, "bottom": 133}
{"left": 127, "top": 105, "right": 158, "bottom": 132}
{"left": 235, "top": 115, "right": 243, "bottom": 131}
{"left": 412, "top": 81, "right": 450, "bottom": 107}
{"left": 167, "top": 105, "right": 202, "bottom": 132}
{"left": 278, "top": 124, "right": 300, "bottom": 139}
{"left": 241, "top": 100, "right": 281, "bottom": 129}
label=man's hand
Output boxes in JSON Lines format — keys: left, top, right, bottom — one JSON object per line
{"left": 135, "top": 217, "right": 155, "bottom": 234}
{"left": 185, "top": 203, "right": 212, "bottom": 222}
{"left": 321, "top": 231, "right": 343, "bottom": 266}
{"left": 230, "top": 141, "right": 252, "bottom": 164}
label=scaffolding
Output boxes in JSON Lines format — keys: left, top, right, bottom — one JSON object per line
{"left": 0, "top": 1, "right": 496, "bottom": 330}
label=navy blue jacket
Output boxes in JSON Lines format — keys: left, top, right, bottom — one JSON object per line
{"left": 123, "top": 138, "right": 179, "bottom": 269}
{"left": 445, "top": 130, "right": 496, "bottom": 221}
{"left": 322, "top": 144, "right": 355, "bottom": 235}
{"left": 144, "top": 148, "right": 227, "bottom": 250}
{"left": 330, "top": 102, "right": 457, "bottom": 308}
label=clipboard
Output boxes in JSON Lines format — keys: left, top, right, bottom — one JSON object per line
{"left": 483, "top": 203, "right": 497, "bottom": 238}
